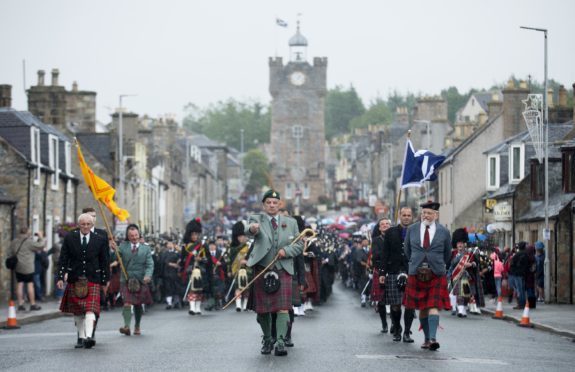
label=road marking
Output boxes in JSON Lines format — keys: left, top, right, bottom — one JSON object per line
{"left": 356, "top": 355, "right": 507, "bottom": 365}
{"left": 0, "top": 330, "right": 118, "bottom": 339}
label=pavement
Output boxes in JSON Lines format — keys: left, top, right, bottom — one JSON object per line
{"left": 2, "top": 295, "right": 575, "bottom": 340}
{"left": 0, "top": 298, "right": 65, "bottom": 329}
{"left": 481, "top": 297, "right": 575, "bottom": 339}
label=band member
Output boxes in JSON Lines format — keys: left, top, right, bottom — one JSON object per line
{"left": 302, "top": 228, "right": 320, "bottom": 312}
{"left": 208, "top": 239, "right": 226, "bottom": 310}
{"left": 182, "top": 218, "right": 211, "bottom": 315}
{"left": 246, "top": 190, "right": 304, "bottom": 356}
{"left": 381, "top": 208, "right": 415, "bottom": 342}
{"left": 57, "top": 213, "right": 109, "bottom": 349}
{"left": 403, "top": 201, "right": 451, "bottom": 351}
{"left": 162, "top": 239, "right": 183, "bottom": 309}
{"left": 229, "top": 221, "right": 251, "bottom": 312}
{"left": 114, "top": 224, "right": 154, "bottom": 336}
{"left": 370, "top": 218, "right": 391, "bottom": 333}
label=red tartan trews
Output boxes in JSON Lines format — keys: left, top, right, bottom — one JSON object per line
{"left": 403, "top": 274, "right": 451, "bottom": 311}
{"left": 253, "top": 267, "right": 293, "bottom": 314}
{"left": 60, "top": 282, "right": 101, "bottom": 316}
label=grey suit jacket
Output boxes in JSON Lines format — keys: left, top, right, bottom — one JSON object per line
{"left": 245, "top": 214, "right": 303, "bottom": 275}
{"left": 404, "top": 222, "right": 452, "bottom": 276}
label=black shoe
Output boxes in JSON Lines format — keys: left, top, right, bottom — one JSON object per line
{"left": 74, "top": 338, "right": 85, "bottom": 349}
{"left": 17, "top": 305, "right": 26, "bottom": 312}
{"left": 166, "top": 305, "right": 173, "bottom": 310}
{"left": 188, "top": 310, "right": 196, "bottom": 315}
{"left": 381, "top": 324, "right": 388, "bottom": 333}
{"left": 393, "top": 325, "right": 402, "bottom": 342}
{"left": 274, "top": 342, "right": 288, "bottom": 356}
{"left": 428, "top": 339, "right": 440, "bottom": 351}
{"left": 261, "top": 339, "right": 273, "bottom": 355}
{"left": 29, "top": 304, "right": 42, "bottom": 311}
{"left": 83, "top": 337, "right": 95, "bottom": 349}
{"left": 284, "top": 337, "right": 294, "bottom": 347}
{"left": 236, "top": 308, "right": 241, "bottom": 312}
{"left": 402, "top": 333, "right": 414, "bottom": 343}
{"left": 389, "top": 324, "right": 395, "bottom": 334}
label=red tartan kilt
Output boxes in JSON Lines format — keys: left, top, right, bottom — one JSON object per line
{"left": 108, "top": 270, "right": 121, "bottom": 293}
{"left": 120, "top": 282, "right": 153, "bottom": 305}
{"left": 304, "top": 271, "right": 317, "bottom": 294}
{"left": 403, "top": 274, "right": 451, "bottom": 311}
{"left": 253, "top": 268, "right": 292, "bottom": 314}
{"left": 370, "top": 270, "right": 385, "bottom": 302}
{"left": 60, "top": 282, "right": 101, "bottom": 315}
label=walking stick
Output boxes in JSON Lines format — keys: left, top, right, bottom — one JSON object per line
{"left": 224, "top": 277, "right": 237, "bottom": 302}
{"left": 361, "top": 273, "right": 372, "bottom": 296}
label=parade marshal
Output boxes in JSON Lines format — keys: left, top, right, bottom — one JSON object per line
{"left": 403, "top": 200, "right": 452, "bottom": 351}
{"left": 246, "top": 190, "right": 304, "bottom": 356}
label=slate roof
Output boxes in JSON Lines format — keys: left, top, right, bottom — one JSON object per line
{"left": 517, "top": 193, "right": 575, "bottom": 222}
{"left": 76, "top": 133, "right": 113, "bottom": 170}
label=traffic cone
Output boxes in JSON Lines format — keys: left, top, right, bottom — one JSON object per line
{"left": 518, "top": 301, "right": 534, "bottom": 328}
{"left": 3, "top": 300, "right": 21, "bottom": 329}
{"left": 492, "top": 296, "right": 504, "bottom": 319}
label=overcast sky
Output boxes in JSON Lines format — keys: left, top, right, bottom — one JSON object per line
{"left": 1, "top": 0, "right": 574, "bottom": 123}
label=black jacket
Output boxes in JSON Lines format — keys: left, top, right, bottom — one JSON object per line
{"left": 57, "top": 229, "right": 109, "bottom": 284}
{"left": 381, "top": 225, "right": 408, "bottom": 275}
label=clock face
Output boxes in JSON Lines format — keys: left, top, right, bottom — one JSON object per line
{"left": 290, "top": 71, "right": 306, "bottom": 86}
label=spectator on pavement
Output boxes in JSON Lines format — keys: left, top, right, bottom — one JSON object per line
{"left": 525, "top": 244, "right": 537, "bottom": 308}
{"left": 491, "top": 249, "right": 504, "bottom": 298}
{"left": 508, "top": 241, "right": 529, "bottom": 309}
{"left": 535, "top": 241, "right": 545, "bottom": 302}
{"left": 7, "top": 226, "right": 45, "bottom": 311}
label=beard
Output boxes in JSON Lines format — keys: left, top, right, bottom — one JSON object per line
{"left": 422, "top": 219, "right": 432, "bottom": 227}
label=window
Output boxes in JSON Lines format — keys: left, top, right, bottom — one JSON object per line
{"left": 562, "top": 148, "right": 575, "bottom": 193}
{"left": 30, "top": 127, "right": 41, "bottom": 185}
{"left": 509, "top": 144, "right": 525, "bottom": 183}
{"left": 530, "top": 160, "right": 544, "bottom": 200}
{"left": 303, "top": 183, "right": 310, "bottom": 199}
{"left": 285, "top": 183, "right": 293, "bottom": 199}
{"left": 48, "top": 135, "right": 59, "bottom": 190}
{"left": 65, "top": 142, "right": 72, "bottom": 193}
{"left": 486, "top": 154, "right": 500, "bottom": 190}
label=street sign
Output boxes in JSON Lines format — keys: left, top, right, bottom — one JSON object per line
{"left": 543, "top": 228, "right": 550, "bottom": 241}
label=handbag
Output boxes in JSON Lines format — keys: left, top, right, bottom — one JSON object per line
{"left": 416, "top": 266, "right": 433, "bottom": 282}
{"left": 5, "top": 239, "right": 26, "bottom": 270}
{"left": 127, "top": 277, "right": 141, "bottom": 293}
{"left": 263, "top": 269, "right": 281, "bottom": 294}
{"left": 74, "top": 277, "right": 89, "bottom": 299}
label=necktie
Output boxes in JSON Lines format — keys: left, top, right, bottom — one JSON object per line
{"left": 423, "top": 226, "right": 430, "bottom": 249}
{"left": 132, "top": 244, "right": 138, "bottom": 254}
{"left": 271, "top": 217, "right": 278, "bottom": 230}
{"left": 82, "top": 236, "right": 87, "bottom": 248}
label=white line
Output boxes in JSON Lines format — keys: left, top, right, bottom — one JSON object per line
{"left": 355, "top": 355, "right": 507, "bottom": 365}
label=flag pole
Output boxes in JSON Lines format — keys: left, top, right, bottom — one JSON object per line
{"left": 95, "top": 200, "right": 128, "bottom": 280}
{"left": 395, "top": 130, "right": 412, "bottom": 223}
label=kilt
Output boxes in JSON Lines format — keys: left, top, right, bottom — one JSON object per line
{"left": 120, "top": 282, "right": 153, "bottom": 305}
{"left": 403, "top": 274, "right": 451, "bottom": 311}
{"left": 187, "top": 291, "right": 204, "bottom": 301}
{"left": 60, "top": 282, "right": 101, "bottom": 315}
{"left": 292, "top": 278, "right": 302, "bottom": 306}
{"left": 383, "top": 274, "right": 403, "bottom": 305}
{"left": 370, "top": 270, "right": 384, "bottom": 302}
{"left": 253, "top": 267, "right": 292, "bottom": 314}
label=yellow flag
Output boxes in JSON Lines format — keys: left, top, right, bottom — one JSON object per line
{"left": 76, "top": 141, "right": 130, "bottom": 221}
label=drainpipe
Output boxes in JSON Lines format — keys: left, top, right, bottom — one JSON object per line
{"left": 554, "top": 218, "right": 558, "bottom": 301}
{"left": 27, "top": 164, "right": 32, "bottom": 227}
{"left": 512, "top": 189, "right": 516, "bottom": 248}
{"left": 569, "top": 208, "right": 573, "bottom": 304}
{"left": 43, "top": 171, "right": 49, "bottom": 232}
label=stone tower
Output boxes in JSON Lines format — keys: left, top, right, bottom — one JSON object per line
{"left": 269, "top": 22, "right": 327, "bottom": 208}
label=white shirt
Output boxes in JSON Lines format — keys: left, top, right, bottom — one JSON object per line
{"left": 420, "top": 222, "right": 436, "bottom": 247}
{"left": 81, "top": 233, "right": 90, "bottom": 245}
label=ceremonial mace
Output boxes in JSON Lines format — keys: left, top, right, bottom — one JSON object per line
{"left": 222, "top": 228, "right": 316, "bottom": 310}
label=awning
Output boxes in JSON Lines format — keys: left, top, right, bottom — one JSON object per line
{"left": 486, "top": 222, "right": 512, "bottom": 233}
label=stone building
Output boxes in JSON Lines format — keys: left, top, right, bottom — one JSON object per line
{"left": 268, "top": 23, "right": 327, "bottom": 211}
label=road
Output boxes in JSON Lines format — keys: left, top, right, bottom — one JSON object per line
{"left": 0, "top": 283, "right": 573, "bottom": 372}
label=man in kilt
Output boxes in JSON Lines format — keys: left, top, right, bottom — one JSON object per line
{"left": 369, "top": 217, "right": 391, "bottom": 333}
{"left": 246, "top": 190, "right": 304, "bottom": 356}
{"left": 57, "top": 213, "right": 109, "bottom": 349}
{"left": 113, "top": 224, "right": 154, "bottom": 336}
{"left": 382, "top": 207, "right": 415, "bottom": 342}
{"left": 403, "top": 201, "right": 451, "bottom": 351}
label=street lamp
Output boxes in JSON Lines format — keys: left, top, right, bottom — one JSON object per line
{"left": 118, "top": 94, "right": 137, "bottom": 207}
{"left": 520, "top": 25, "right": 549, "bottom": 302}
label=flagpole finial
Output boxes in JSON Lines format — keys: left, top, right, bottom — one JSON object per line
{"left": 407, "top": 129, "right": 412, "bottom": 138}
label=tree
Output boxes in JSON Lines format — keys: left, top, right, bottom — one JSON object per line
{"left": 243, "top": 149, "right": 270, "bottom": 194}
{"left": 350, "top": 97, "right": 393, "bottom": 130}
{"left": 325, "top": 85, "right": 365, "bottom": 139}
{"left": 182, "top": 99, "right": 270, "bottom": 151}
{"left": 441, "top": 86, "right": 475, "bottom": 124}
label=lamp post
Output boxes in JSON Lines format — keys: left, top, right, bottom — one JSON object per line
{"left": 117, "top": 94, "right": 136, "bottom": 207}
{"left": 520, "top": 26, "right": 549, "bottom": 302}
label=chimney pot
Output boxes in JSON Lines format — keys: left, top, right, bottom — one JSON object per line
{"left": 51, "top": 68, "right": 60, "bottom": 86}
{"left": 38, "top": 70, "right": 45, "bottom": 86}
{"left": 72, "top": 81, "right": 78, "bottom": 92}
{"left": 519, "top": 80, "right": 528, "bottom": 89}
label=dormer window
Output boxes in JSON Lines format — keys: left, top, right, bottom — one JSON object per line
{"left": 509, "top": 143, "right": 525, "bottom": 184}
{"left": 486, "top": 154, "right": 500, "bottom": 190}
{"left": 65, "top": 141, "right": 72, "bottom": 193}
{"left": 530, "top": 159, "right": 544, "bottom": 200}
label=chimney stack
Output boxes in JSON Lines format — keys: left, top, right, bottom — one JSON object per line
{"left": 51, "top": 68, "right": 59, "bottom": 86}
{"left": 38, "top": 70, "right": 45, "bottom": 86}
{"left": 72, "top": 81, "right": 78, "bottom": 92}
{"left": 0, "top": 84, "right": 12, "bottom": 108}
{"left": 502, "top": 79, "right": 530, "bottom": 138}
{"left": 558, "top": 85, "right": 567, "bottom": 107}
{"left": 487, "top": 92, "right": 503, "bottom": 120}
{"left": 547, "top": 88, "right": 554, "bottom": 108}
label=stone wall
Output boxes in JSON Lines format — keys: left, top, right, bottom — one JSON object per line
{"left": 0, "top": 203, "right": 14, "bottom": 298}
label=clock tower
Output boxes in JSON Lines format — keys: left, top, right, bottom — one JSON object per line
{"left": 269, "top": 22, "right": 327, "bottom": 210}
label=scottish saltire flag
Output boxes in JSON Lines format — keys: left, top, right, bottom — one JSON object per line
{"left": 276, "top": 18, "right": 288, "bottom": 27}
{"left": 400, "top": 139, "right": 446, "bottom": 189}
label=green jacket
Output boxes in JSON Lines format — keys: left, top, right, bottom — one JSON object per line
{"left": 245, "top": 214, "right": 303, "bottom": 275}
{"left": 113, "top": 241, "right": 154, "bottom": 283}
